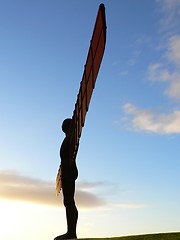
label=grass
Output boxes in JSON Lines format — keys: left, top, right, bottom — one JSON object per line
{"left": 80, "top": 232, "right": 180, "bottom": 240}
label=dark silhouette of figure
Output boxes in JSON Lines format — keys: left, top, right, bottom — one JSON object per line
{"left": 54, "top": 118, "right": 78, "bottom": 240}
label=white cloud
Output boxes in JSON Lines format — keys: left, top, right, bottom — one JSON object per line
{"left": 148, "top": 64, "right": 180, "bottom": 100}
{"left": 123, "top": 103, "right": 180, "bottom": 134}
{"left": 166, "top": 76, "right": 180, "bottom": 100}
{"left": 147, "top": 34, "right": 180, "bottom": 100}
{"left": 166, "top": 35, "right": 180, "bottom": 66}
{"left": 115, "top": 203, "right": 148, "bottom": 209}
{"left": 147, "top": 63, "right": 171, "bottom": 82}
{"left": 157, "top": 0, "right": 180, "bottom": 32}
{"left": 0, "top": 170, "right": 106, "bottom": 209}
{"left": 121, "top": 2, "right": 180, "bottom": 135}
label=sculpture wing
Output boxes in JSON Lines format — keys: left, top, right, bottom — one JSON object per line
{"left": 56, "top": 4, "right": 106, "bottom": 196}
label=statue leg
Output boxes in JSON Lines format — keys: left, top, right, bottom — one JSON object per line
{"left": 65, "top": 202, "right": 78, "bottom": 238}
{"left": 64, "top": 179, "right": 78, "bottom": 238}
{"left": 54, "top": 179, "right": 78, "bottom": 240}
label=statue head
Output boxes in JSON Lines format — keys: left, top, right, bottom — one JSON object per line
{"left": 62, "top": 118, "right": 72, "bottom": 134}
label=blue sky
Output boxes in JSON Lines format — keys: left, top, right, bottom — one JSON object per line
{"left": 0, "top": 0, "right": 180, "bottom": 239}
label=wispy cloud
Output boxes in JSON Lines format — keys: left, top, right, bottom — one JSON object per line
{"left": 121, "top": 1, "right": 180, "bottom": 134}
{"left": 123, "top": 103, "right": 180, "bottom": 134}
{"left": 114, "top": 203, "right": 148, "bottom": 209}
{"left": 0, "top": 170, "right": 106, "bottom": 209}
{"left": 157, "top": 0, "right": 180, "bottom": 33}
{"left": 166, "top": 35, "right": 180, "bottom": 66}
{"left": 148, "top": 64, "right": 180, "bottom": 101}
{"left": 0, "top": 170, "right": 148, "bottom": 212}
{"left": 147, "top": 34, "right": 180, "bottom": 101}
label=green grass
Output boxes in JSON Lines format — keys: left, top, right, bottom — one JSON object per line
{"left": 80, "top": 232, "right": 180, "bottom": 240}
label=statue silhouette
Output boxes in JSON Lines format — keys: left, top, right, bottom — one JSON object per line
{"left": 54, "top": 118, "right": 78, "bottom": 240}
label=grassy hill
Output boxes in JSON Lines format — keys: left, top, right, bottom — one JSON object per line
{"left": 81, "top": 232, "right": 180, "bottom": 240}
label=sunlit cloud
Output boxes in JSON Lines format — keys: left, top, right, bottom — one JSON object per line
{"left": 0, "top": 170, "right": 148, "bottom": 212}
{"left": 76, "top": 181, "right": 105, "bottom": 191}
{"left": 121, "top": 3, "right": 180, "bottom": 134}
{"left": 0, "top": 170, "right": 106, "bottom": 209}
{"left": 114, "top": 203, "right": 148, "bottom": 209}
{"left": 150, "top": 1, "right": 180, "bottom": 99}
{"left": 122, "top": 103, "right": 180, "bottom": 134}
{"left": 147, "top": 63, "right": 180, "bottom": 100}
{"left": 147, "top": 33, "right": 180, "bottom": 100}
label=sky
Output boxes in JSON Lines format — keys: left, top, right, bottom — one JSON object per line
{"left": 0, "top": 0, "right": 180, "bottom": 239}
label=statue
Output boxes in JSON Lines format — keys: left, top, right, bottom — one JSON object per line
{"left": 54, "top": 118, "right": 78, "bottom": 240}
{"left": 54, "top": 4, "right": 106, "bottom": 239}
